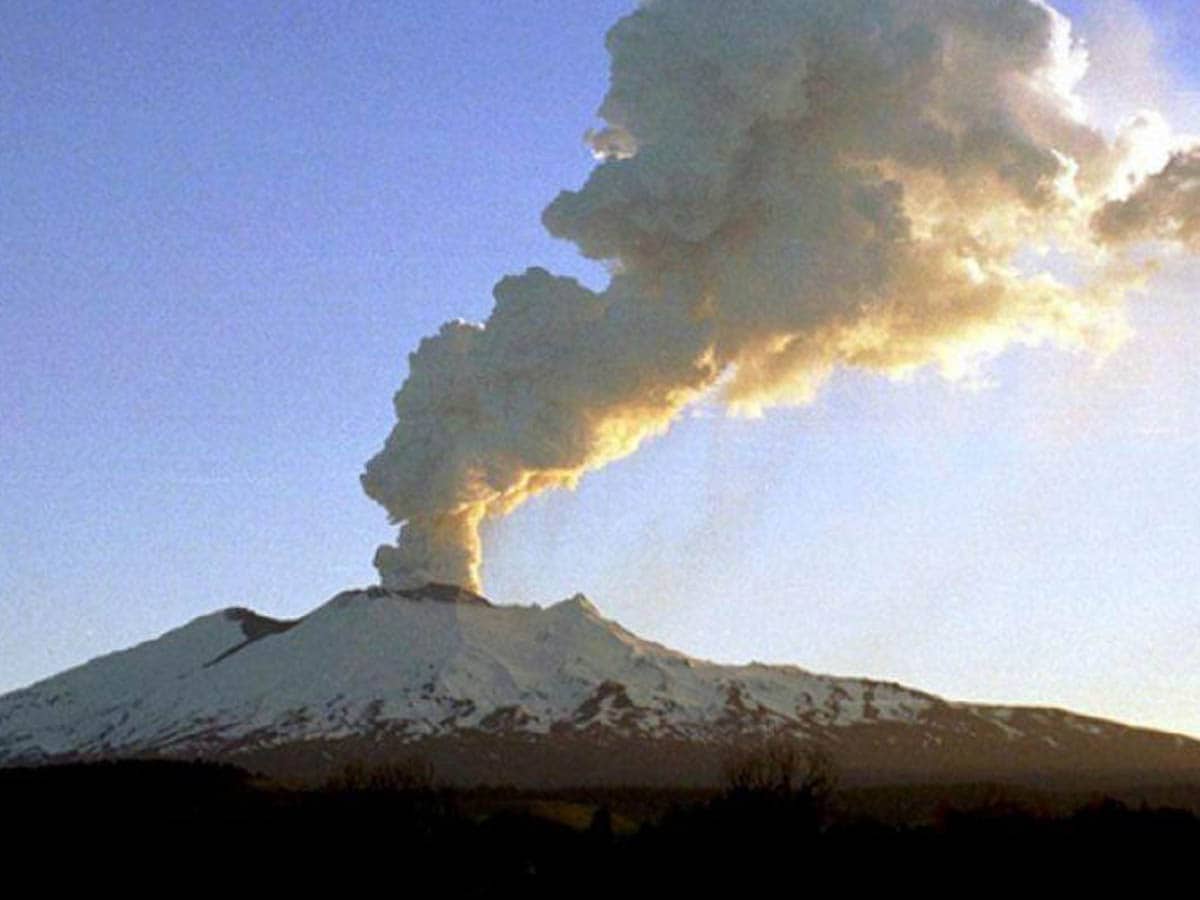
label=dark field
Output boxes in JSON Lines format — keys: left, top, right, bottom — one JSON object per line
{"left": 5, "top": 755, "right": 1198, "bottom": 887}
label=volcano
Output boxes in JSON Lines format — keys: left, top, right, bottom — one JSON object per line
{"left": 2, "top": 585, "right": 1197, "bottom": 788}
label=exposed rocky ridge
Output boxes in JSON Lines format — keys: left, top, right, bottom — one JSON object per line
{"left": 1, "top": 584, "right": 1197, "bottom": 787}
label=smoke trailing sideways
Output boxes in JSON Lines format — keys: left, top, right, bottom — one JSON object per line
{"left": 361, "top": 0, "right": 1200, "bottom": 592}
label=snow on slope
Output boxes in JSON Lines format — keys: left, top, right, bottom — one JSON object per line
{"left": 0, "top": 585, "right": 1149, "bottom": 766}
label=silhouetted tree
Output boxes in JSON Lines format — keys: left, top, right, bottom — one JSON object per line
{"left": 720, "top": 733, "right": 837, "bottom": 806}
{"left": 324, "top": 755, "right": 436, "bottom": 794}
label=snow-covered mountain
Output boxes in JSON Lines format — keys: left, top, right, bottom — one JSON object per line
{"left": 2, "top": 584, "right": 1197, "bottom": 787}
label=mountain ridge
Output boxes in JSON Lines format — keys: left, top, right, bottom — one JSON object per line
{"left": 2, "top": 584, "right": 1197, "bottom": 787}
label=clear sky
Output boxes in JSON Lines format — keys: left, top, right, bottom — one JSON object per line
{"left": 2, "top": 1, "right": 1198, "bottom": 738}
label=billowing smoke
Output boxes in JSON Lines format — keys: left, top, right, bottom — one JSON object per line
{"left": 1094, "top": 147, "right": 1200, "bottom": 249}
{"left": 362, "top": 0, "right": 1197, "bottom": 593}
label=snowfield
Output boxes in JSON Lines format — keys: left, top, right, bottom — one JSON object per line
{"left": 0, "top": 585, "right": 1172, "bottom": 772}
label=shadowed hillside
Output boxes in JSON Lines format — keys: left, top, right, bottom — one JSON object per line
{"left": 6, "top": 751, "right": 1198, "bottom": 884}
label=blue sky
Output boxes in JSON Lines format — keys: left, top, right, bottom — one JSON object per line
{"left": 2, "top": 1, "right": 1198, "bottom": 737}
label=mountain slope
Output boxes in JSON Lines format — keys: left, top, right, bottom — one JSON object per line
{"left": 2, "top": 585, "right": 1197, "bottom": 787}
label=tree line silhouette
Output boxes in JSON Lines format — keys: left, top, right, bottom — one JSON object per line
{"left": 4, "top": 737, "right": 1197, "bottom": 885}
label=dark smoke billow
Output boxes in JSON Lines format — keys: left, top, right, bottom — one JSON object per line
{"left": 362, "top": 0, "right": 1198, "bottom": 593}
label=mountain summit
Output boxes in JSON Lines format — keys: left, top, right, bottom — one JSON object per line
{"left": 2, "top": 585, "right": 1197, "bottom": 787}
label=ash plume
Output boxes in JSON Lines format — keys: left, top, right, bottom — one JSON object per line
{"left": 362, "top": 0, "right": 1198, "bottom": 593}
{"left": 1094, "top": 146, "right": 1200, "bottom": 250}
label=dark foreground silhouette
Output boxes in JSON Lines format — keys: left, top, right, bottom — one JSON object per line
{"left": 4, "top": 752, "right": 1198, "bottom": 886}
